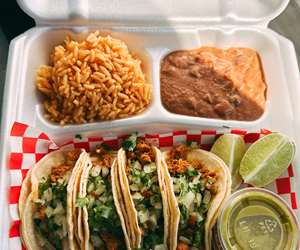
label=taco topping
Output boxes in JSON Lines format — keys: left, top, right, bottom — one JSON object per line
{"left": 33, "top": 149, "right": 81, "bottom": 250}
{"left": 167, "top": 145, "right": 216, "bottom": 250}
{"left": 123, "top": 137, "right": 165, "bottom": 250}
{"left": 76, "top": 144, "right": 126, "bottom": 250}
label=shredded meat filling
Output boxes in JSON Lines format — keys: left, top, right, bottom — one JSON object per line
{"left": 91, "top": 145, "right": 112, "bottom": 167}
{"left": 64, "top": 149, "right": 82, "bottom": 165}
{"left": 166, "top": 145, "right": 217, "bottom": 191}
{"left": 126, "top": 140, "right": 155, "bottom": 164}
{"left": 167, "top": 159, "right": 192, "bottom": 174}
{"left": 38, "top": 206, "right": 46, "bottom": 220}
{"left": 169, "top": 145, "right": 189, "bottom": 159}
{"left": 177, "top": 242, "right": 189, "bottom": 250}
{"left": 50, "top": 149, "right": 81, "bottom": 182}
{"left": 166, "top": 145, "right": 192, "bottom": 174}
{"left": 101, "top": 233, "right": 118, "bottom": 250}
{"left": 50, "top": 164, "right": 72, "bottom": 182}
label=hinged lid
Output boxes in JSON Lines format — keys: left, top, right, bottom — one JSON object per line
{"left": 17, "top": 0, "right": 289, "bottom": 26}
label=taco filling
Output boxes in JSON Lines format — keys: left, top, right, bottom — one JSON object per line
{"left": 123, "top": 135, "right": 165, "bottom": 250}
{"left": 166, "top": 145, "right": 217, "bottom": 250}
{"left": 76, "top": 144, "right": 126, "bottom": 250}
{"left": 33, "top": 149, "right": 82, "bottom": 250}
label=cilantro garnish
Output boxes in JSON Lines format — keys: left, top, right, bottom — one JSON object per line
{"left": 187, "top": 140, "right": 198, "bottom": 148}
{"left": 187, "top": 167, "right": 198, "bottom": 177}
{"left": 38, "top": 177, "right": 51, "bottom": 197}
{"left": 101, "top": 142, "right": 112, "bottom": 152}
{"left": 122, "top": 133, "right": 138, "bottom": 151}
{"left": 76, "top": 197, "right": 89, "bottom": 208}
{"left": 75, "top": 134, "right": 82, "bottom": 140}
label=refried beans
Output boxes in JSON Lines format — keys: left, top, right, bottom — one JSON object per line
{"left": 160, "top": 47, "right": 267, "bottom": 121}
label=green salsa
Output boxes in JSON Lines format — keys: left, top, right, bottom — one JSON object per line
{"left": 217, "top": 188, "right": 299, "bottom": 250}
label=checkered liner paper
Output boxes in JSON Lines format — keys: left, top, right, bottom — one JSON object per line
{"left": 7, "top": 122, "right": 299, "bottom": 249}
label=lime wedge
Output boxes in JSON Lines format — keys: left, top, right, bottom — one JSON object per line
{"left": 239, "top": 133, "right": 296, "bottom": 187}
{"left": 211, "top": 134, "right": 246, "bottom": 191}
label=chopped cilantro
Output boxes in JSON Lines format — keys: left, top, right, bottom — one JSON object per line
{"left": 173, "top": 163, "right": 213, "bottom": 248}
{"left": 51, "top": 183, "right": 67, "bottom": 207}
{"left": 75, "top": 134, "right": 82, "bottom": 140}
{"left": 35, "top": 175, "right": 69, "bottom": 250}
{"left": 200, "top": 203, "right": 208, "bottom": 213}
{"left": 179, "top": 204, "right": 189, "bottom": 226}
{"left": 50, "top": 234, "right": 62, "bottom": 250}
{"left": 34, "top": 218, "right": 41, "bottom": 226}
{"left": 187, "top": 167, "right": 198, "bottom": 177}
{"left": 150, "top": 194, "right": 161, "bottom": 205}
{"left": 101, "top": 142, "right": 112, "bottom": 152}
{"left": 142, "top": 231, "right": 164, "bottom": 250}
{"left": 47, "top": 218, "right": 60, "bottom": 232}
{"left": 141, "top": 174, "right": 150, "bottom": 185}
{"left": 193, "top": 229, "right": 203, "bottom": 246}
{"left": 122, "top": 133, "right": 138, "bottom": 151}
{"left": 34, "top": 218, "right": 61, "bottom": 250}
{"left": 187, "top": 140, "right": 198, "bottom": 148}
{"left": 76, "top": 197, "right": 89, "bottom": 208}
{"left": 38, "top": 177, "right": 51, "bottom": 197}
{"left": 86, "top": 172, "right": 125, "bottom": 246}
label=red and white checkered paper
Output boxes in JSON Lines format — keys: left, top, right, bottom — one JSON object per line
{"left": 8, "top": 122, "right": 298, "bottom": 249}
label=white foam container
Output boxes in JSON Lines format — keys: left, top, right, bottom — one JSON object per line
{"left": 1, "top": 0, "right": 300, "bottom": 248}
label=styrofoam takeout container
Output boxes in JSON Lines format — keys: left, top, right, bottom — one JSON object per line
{"left": 1, "top": 0, "right": 300, "bottom": 249}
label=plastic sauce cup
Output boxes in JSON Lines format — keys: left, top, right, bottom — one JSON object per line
{"left": 215, "top": 188, "right": 300, "bottom": 250}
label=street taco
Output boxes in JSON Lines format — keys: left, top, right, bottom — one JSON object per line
{"left": 75, "top": 143, "right": 130, "bottom": 250}
{"left": 117, "top": 134, "right": 170, "bottom": 250}
{"left": 161, "top": 145, "right": 231, "bottom": 250}
{"left": 20, "top": 149, "right": 88, "bottom": 250}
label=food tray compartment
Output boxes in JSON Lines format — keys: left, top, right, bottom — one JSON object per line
{"left": 11, "top": 26, "right": 293, "bottom": 139}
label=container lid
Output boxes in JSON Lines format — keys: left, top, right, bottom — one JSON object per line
{"left": 17, "top": 0, "right": 289, "bottom": 26}
{"left": 217, "top": 188, "right": 299, "bottom": 250}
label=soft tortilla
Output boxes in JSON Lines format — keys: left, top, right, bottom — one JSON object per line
{"left": 117, "top": 148, "right": 141, "bottom": 248}
{"left": 111, "top": 158, "right": 132, "bottom": 250}
{"left": 117, "top": 147, "right": 170, "bottom": 249}
{"left": 76, "top": 153, "right": 92, "bottom": 249}
{"left": 77, "top": 154, "right": 132, "bottom": 250}
{"left": 67, "top": 150, "right": 89, "bottom": 250}
{"left": 162, "top": 149, "right": 232, "bottom": 250}
{"left": 20, "top": 149, "right": 86, "bottom": 250}
{"left": 158, "top": 150, "right": 180, "bottom": 250}
{"left": 154, "top": 147, "right": 174, "bottom": 250}
{"left": 76, "top": 155, "right": 92, "bottom": 249}
{"left": 21, "top": 193, "right": 42, "bottom": 250}
{"left": 18, "top": 168, "right": 32, "bottom": 219}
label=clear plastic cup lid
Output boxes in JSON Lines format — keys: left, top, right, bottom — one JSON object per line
{"left": 217, "top": 187, "right": 300, "bottom": 250}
